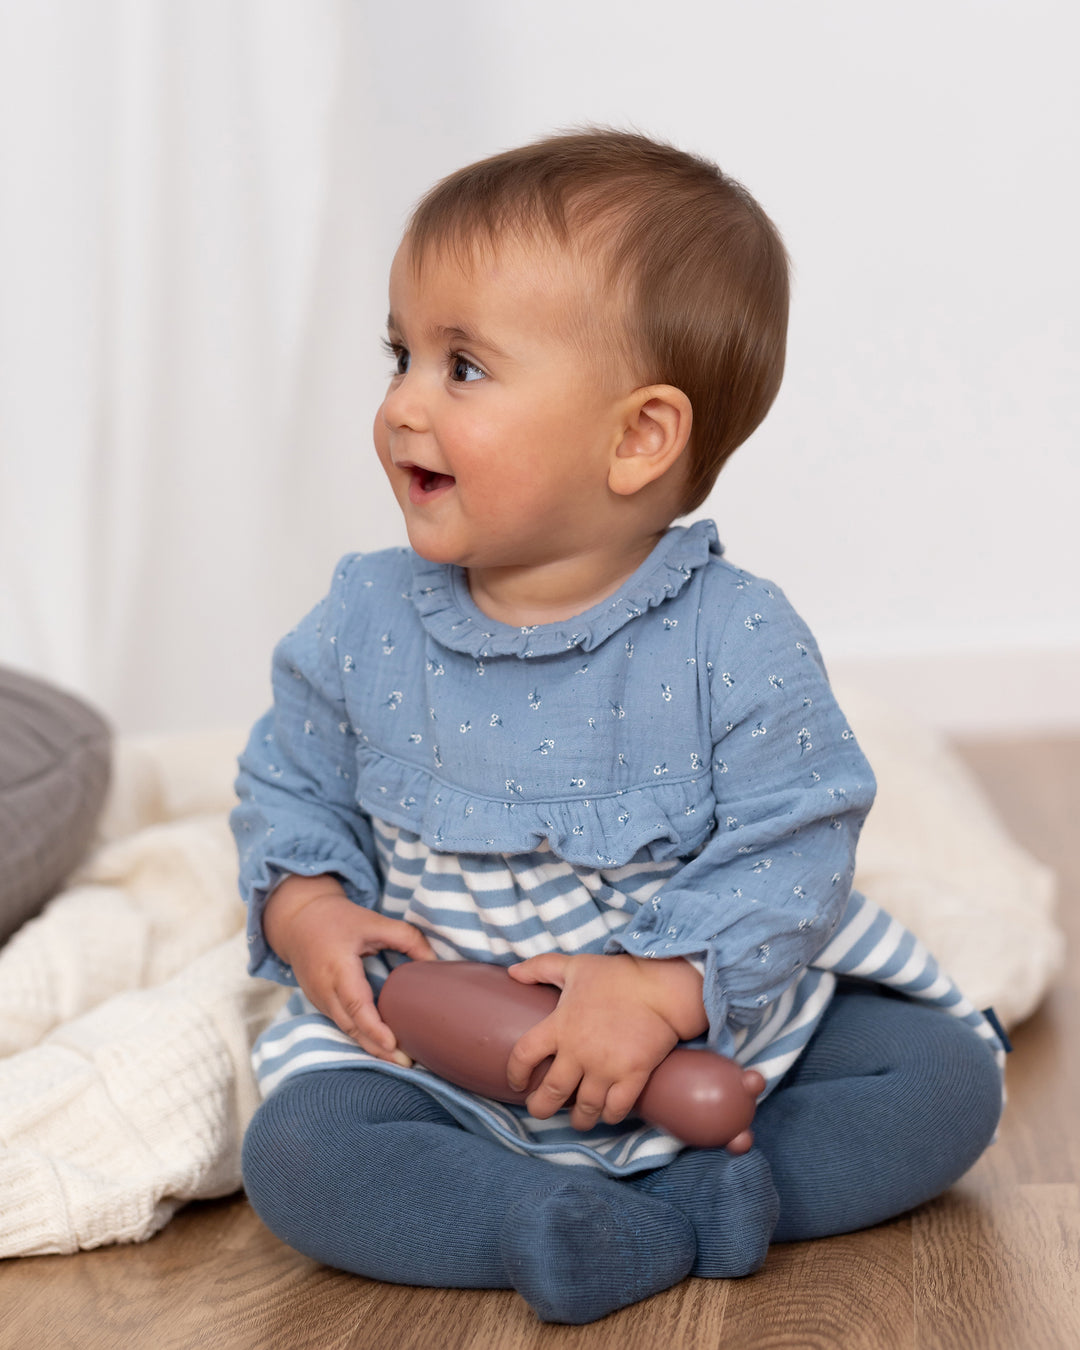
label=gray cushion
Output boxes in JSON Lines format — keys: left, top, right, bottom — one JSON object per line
{"left": 0, "top": 667, "right": 111, "bottom": 944}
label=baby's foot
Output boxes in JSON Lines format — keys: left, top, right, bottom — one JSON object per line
{"left": 499, "top": 1179, "right": 695, "bottom": 1324}
{"left": 633, "top": 1147, "right": 778, "bottom": 1278}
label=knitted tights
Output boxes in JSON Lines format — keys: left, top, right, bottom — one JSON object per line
{"left": 242, "top": 986, "right": 1002, "bottom": 1324}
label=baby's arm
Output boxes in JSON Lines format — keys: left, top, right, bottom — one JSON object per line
{"left": 264, "top": 873, "right": 436, "bottom": 1064}
{"left": 505, "top": 952, "right": 708, "bottom": 1130}
{"left": 232, "top": 556, "right": 435, "bottom": 1050}
{"left": 607, "top": 574, "right": 878, "bottom": 1060}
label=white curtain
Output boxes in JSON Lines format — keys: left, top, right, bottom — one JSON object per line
{"left": 2, "top": 2, "right": 1077, "bottom": 737}
{"left": 0, "top": 0, "right": 393, "bottom": 733}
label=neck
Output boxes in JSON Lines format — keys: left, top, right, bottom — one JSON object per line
{"left": 466, "top": 533, "right": 667, "bottom": 627}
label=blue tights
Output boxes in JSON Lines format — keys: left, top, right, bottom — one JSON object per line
{"left": 241, "top": 987, "right": 1002, "bottom": 1324}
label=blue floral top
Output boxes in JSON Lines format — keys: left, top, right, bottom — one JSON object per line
{"left": 231, "top": 521, "right": 1003, "bottom": 1173}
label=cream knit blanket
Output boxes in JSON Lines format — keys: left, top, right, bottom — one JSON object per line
{"left": 0, "top": 690, "right": 1062, "bottom": 1257}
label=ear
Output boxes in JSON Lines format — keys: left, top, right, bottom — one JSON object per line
{"left": 608, "top": 385, "right": 693, "bottom": 497}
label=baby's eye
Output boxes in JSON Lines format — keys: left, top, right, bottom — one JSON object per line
{"left": 449, "top": 353, "right": 485, "bottom": 383}
{"left": 382, "top": 338, "right": 409, "bottom": 376}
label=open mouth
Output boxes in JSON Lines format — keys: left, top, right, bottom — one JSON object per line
{"left": 406, "top": 465, "right": 456, "bottom": 501}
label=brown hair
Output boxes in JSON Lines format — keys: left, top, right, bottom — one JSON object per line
{"left": 406, "top": 128, "right": 790, "bottom": 514}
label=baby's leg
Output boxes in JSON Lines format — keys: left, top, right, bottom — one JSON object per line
{"left": 634, "top": 983, "right": 1003, "bottom": 1270}
{"left": 751, "top": 983, "right": 1003, "bottom": 1241}
{"left": 241, "top": 1068, "right": 695, "bottom": 1324}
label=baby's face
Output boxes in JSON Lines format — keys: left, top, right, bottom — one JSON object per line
{"left": 374, "top": 232, "right": 638, "bottom": 576}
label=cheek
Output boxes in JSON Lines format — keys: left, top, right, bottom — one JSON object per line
{"left": 373, "top": 409, "right": 393, "bottom": 472}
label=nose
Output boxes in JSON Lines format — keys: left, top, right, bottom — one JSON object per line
{"left": 380, "top": 367, "right": 428, "bottom": 434}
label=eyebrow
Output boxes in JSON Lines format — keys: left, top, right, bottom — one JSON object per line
{"left": 386, "top": 313, "right": 512, "bottom": 362}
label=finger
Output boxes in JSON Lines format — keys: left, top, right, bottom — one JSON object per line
{"left": 524, "top": 1056, "right": 582, "bottom": 1120}
{"left": 507, "top": 952, "right": 569, "bottom": 987}
{"left": 369, "top": 915, "right": 439, "bottom": 962}
{"left": 506, "top": 1022, "right": 558, "bottom": 1092}
{"left": 333, "top": 982, "right": 410, "bottom": 1065}
{"left": 742, "top": 1069, "right": 766, "bottom": 1098}
{"left": 568, "top": 1077, "right": 612, "bottom": 1132}
{"left": 599, "top": 1074, "right": 649, "bottom": 1127}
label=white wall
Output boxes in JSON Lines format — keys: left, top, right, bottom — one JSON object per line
{"left": 1, "top": 1, "right": 1077, "bottom": 736}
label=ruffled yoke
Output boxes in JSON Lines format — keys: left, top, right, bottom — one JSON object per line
{"left": 409, "top": 521, "right": 720, "bottom": 659}
{"left": 339, "top": 522, "right": 724, "bottom": 868}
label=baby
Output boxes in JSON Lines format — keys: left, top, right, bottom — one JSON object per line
{"left": 232, "top": 129, "right": 1005, "bottom": 1325}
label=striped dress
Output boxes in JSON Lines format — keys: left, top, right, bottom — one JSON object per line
{"left": 250, "top": 822, "right": 1006, "bottom": 1176}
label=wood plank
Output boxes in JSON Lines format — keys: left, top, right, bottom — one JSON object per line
{"left": 914, "top": 1182, "right": 1080, "bottom": 1350}
{"left": 718, "top": 1224, "right": 916, "bottom": 1350}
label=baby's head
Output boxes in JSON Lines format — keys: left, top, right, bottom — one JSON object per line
{"left": 402, "top": 128, "right": 789, "bottom": 514}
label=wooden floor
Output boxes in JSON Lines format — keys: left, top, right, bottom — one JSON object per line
{"left": 3, "top": 736, "right": 1078, "bottom": 1350}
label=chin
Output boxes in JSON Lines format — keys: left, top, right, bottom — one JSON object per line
{"left": 403, "top": 527, "right": 466, "bottom": 567}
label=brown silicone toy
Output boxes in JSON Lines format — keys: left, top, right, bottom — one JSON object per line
{"left": 377, "top": 960, "right": 764, "bottom": 1151}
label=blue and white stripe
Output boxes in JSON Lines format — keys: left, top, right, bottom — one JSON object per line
{"left": 252, "top": 822, "right": 1007, "bottom": 1176}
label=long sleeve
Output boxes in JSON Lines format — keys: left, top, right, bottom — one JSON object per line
{"left": 230, "top": 558, "right": 383, "bottom": 984}
{"left": 607, "top": 574, "right": 876, "bottom": 1054}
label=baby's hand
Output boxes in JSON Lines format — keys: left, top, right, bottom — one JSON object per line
{"left": 505, "top": 952, "right": 706, "bottom": 1132}
{"left": 264, "top": 874, "right": 437, "bottom": 1063}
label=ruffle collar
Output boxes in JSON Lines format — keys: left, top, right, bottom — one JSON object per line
{"left": 409, "top": 520, "right": 721, "bottom": 658}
